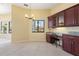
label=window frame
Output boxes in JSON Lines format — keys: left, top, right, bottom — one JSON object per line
{"left": 32, "top": 20, "right": 45, "bottom": 33}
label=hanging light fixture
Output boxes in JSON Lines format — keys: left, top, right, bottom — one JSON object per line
{"left": 24, "top": 3, "right": 35, "bottom": 20}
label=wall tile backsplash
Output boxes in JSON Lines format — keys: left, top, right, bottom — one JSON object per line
{"left": 52, "top": 26, "right": 79, "bottom": 36}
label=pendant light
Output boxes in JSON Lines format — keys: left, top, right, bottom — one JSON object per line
{"left": 24, "top": 3, "right": 35, "bottom": 20}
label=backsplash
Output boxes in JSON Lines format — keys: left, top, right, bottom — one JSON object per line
{"left": 49, "top": 26, "right": 79, "bottom": 36}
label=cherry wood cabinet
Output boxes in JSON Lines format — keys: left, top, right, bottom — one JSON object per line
{"left": 64, "top": 4, "right": 79, "bottom": 26}
{"left": 48, "top": 16, "right": 56, "bottom": 28}
{"left": 57, "top": 12, "right": 64, "bottom": 27}
{"left": 64, "top": 7, "right": 75, "bottom": 26}
{"left": 62, "top": 35, "right": 74, "bottom": 54}
{"left": 46, "top": 33, "right": 55, "bottom": 43}
{"left": 62, "top": 34, "right": 79, "bottom": 56}
{"left": 74, "top": 5, "right": 79, "bottom": 25}
{"left": 48, "top": 16, "right": 53, "bottom": 28}
{"left": 46, "top": 33, "right": 52, "bottom": 43}
{"left": 48, "top": 4, "right": 79, "bottom": 28}
{"left": 73, "top": 37, "right": 79, "bottom": 55}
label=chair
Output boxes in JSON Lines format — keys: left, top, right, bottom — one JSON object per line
{"left": 54, "top": 38, "right": 60, "bottom": 47}
{"left": 52, "top": 33, "right": 61, "bottom": 47}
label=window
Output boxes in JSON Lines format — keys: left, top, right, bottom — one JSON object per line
{"left": 8, "top": 21, "right": 12, "bottom": 33}
{"left": 0, "top": 21, "right": 12, "bottom": 34}
{"left": 32, "top": 20, "right": 45, "bottom": 33}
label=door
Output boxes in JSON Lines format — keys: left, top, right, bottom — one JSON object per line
{"left": 73, "top": 37, "right": 79, "bottom": 55}
{"left": 58, "top": 12, "right": 64, "bottom": 26}
{"left": 64, "top": 7, "right": 75, "bottom": 26}
{"left": 62, "top": 35, "right": 72, "bottom": 53}
{"left": 46, "top": 34, "right": 51, "bottom": 43}
{"left": 48, "top": 16, "right": 56, "bottom": 28}
{"left": 74, "top": 5, "right": 79, "bottom": 25}
{"left": 48, "top": 16, "right": 53, "bottom": 28}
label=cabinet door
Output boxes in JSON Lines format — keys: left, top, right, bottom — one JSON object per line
{"left": 73, "top": 37, "right": 79, "bottom": 55}
{"left": 64, "top": 7, "right": 75, "bottom": 26}
{"left": 48, "top": 17, "right": 53, "bottom": 28}
{"left": 46, "top": 34, "right": 51, "bottom": 42}
{"left": 48, "top": 16, "right": 56, "bottom": 28}
{"left": 74, "top": 5, "right": 79, "bottom": 25}
{"left": 77, "top": 5, "right": 79, "bottom": 25}
{"left": 58, "top": 12, "right": 64, "bottom": 26}
{"left": 62, "top": 35, "right": 72, "bottom": 53}
{"left": 52, "top": 17, "right": 56, "bottom": 27}
{"left": 46, "top": 34, "right": 52, "bottom": 43}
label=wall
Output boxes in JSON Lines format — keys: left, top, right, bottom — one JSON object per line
{"left": 12, "top": 5, "right": 50, "bottom": 43}
{"left": 12, "top": 5, "right": 29, "bottom": 43}
{"left": 49, "top": 3, "right": 79, "bottom": 35}
{"left": 28, "top": 9, "right": 50, "bottom": 41}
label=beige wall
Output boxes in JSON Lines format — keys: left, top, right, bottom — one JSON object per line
{"left": 12, "top": 5, "right": 50, "bottom": 43}
{"left": 0, "top": 14, "right": 11, "bottom": 21}
{"left": 28, "top": 9, "right": 50, "bottom": 41}
{"left": 12, "top": 5, "right": 29, "bottom": 43}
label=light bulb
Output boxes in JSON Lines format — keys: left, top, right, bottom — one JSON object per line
{"left": 31, "top": 14, "right": 34, "bottom": 18}
{"left": 25, "top": 14, "right": 28, "bottom": 18}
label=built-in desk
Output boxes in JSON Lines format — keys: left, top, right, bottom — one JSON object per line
{"left": 46, "top": 32, "right": 55, "bottom": 43}
{"left": 46, "top": 32, "right": 63, "bottom": 47}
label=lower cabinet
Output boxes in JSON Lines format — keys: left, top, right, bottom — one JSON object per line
{"left": 73, "top": 38, "right": 79, "bottom": 55}
{"left": 62, "top": 34, "right": 79, "bottom": 56}
{"left": 46, "top": 33, "right": 55, "bottom": 43}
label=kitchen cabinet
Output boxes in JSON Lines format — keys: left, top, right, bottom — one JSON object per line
{"left": 55, "top": 15, "right": 59, "bottom": 27}
{"left": 46, "top": 33, "right": 55, "bottom": 43}
{"left": 74, "top": 5, "right": 79, "bottom": 25}
{"left": 48, "top": 4, "right": 79, "bottom": 28}
{"left": 48, "top": 16, "right": 53, "bottom": 28}
{"left": 73, "top": 37, "right": 79, "bottom": 55}
{"left": 53, "top": 16, "right": 57, "bottom": 27}
{"left": 62, "top": 34, "right": 79, "bottom": 55}
{"left": 57, "top": 12, "right": 64, "bottom": 27}
{"left": 62, "top": 35, "right": 74, "bottom": 54}
{"left": 77, "top": 5, "right": 79, "bottom": 25}
{"left": 63, "top": 4, "right": 79, "bottom": 26}
{"left": 48, "top": 16, "right": 56, "bottom": 28}
{"left": 64, "top": 7, "right": 75, "bottom": 26}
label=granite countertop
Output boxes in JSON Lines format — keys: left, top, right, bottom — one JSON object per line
{"left": 46, "top": 32, "right": 79, "bottom": 37}
{"left": 63, "top": 32, "right": 79, "bottom": 36}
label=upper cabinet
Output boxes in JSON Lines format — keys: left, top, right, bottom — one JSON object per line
{"left": 74, "top": 5, "right": 79, "bottom": 26}
{"left": 48, "top": 4, "right": 79, "bottom": 28}
{"left": 64, "top": 7, "right": 75, "bottom": 26}
{"left": 48, "top": 16, "right": 56, "bottom": 28}
{"left": 57, "top": 12, "right": 65, "bottom": 27}
{"left": 48, "top": 16, "right": 52, "bottom": 28}
{"left": 48, "top": 12, "right": 64, "bottom": 28}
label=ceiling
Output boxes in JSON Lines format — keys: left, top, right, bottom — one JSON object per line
{"left": 15, "top": 3, "right": 57, "bottom": 9}
{"left": 0, "top": 3, "right": 57, "bottom": 14}
{"left": 0, "top": 4, "right": 11, "bottom": 14}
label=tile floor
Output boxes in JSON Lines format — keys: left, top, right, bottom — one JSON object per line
{"left": 0, "top": 42, "right": 73, "bottom": 56}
